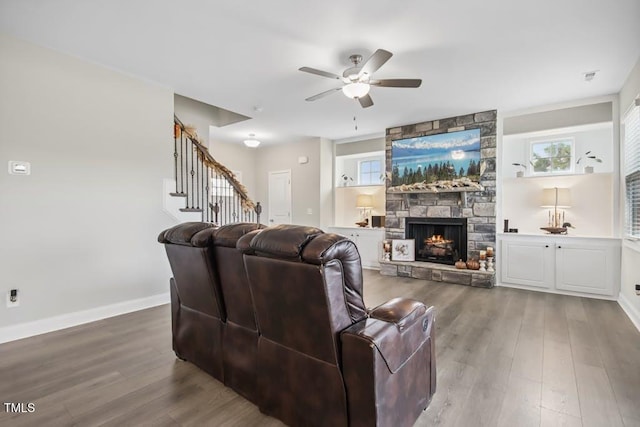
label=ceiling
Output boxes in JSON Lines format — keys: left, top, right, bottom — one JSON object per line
{"left": 1, "top": 0, "right": 638, "bottom": 147}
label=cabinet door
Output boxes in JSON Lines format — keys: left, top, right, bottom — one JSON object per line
{"left": 555, "top": 243, "right": 616, "bottom": 296}
{"left": 354, "top": 231, "right": 383, "bottom": 269}
{"left": 326, "top": 228, "right": 383, "bottom": 269}
{"left": 501, "top": 239, "right": 554, "bottom": 288}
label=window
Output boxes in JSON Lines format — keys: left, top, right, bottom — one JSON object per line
{"left": 359, "top": 159, "right": 382, "bottom": 185}
{"left": 624, "top": 99, "right": 640, "bottom": 237}
{"left": 529, "top": 138, "right": 574, "bottom": 174}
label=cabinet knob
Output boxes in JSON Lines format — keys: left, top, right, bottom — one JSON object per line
{"left": 557, "top": 246, "right": 562, "bottom": 249}
{"left": 545, "top": 245, "right": 549, "bottom": 248}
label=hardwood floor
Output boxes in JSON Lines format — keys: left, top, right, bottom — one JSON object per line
{"left": 1, "top": 270, "right": 639, "bottom": 426}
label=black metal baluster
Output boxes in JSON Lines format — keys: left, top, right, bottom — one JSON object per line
{"left": 183, "top": 138, "right": 188, "bottom": 200}
{"left": 213, "top": 172, "right": 219, "bottom": 224}
{"left": 173, "top": 124, "right": 178, "bottom": 193}
{"left": 196, "top": 151, "right": 200, "bottom": 211}
{"left": 256, "top": 202, "right": 262, "bottom": 225}
{"left": 190, "top": 140, "right": 195, "bottom": 209}
{"left": 206, "top": 166, "right": 210, "bottom": 222}
{"left": 178, "top": 131, "right": 183, "bottom": 193}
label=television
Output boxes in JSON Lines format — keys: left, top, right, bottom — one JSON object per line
{"left": 390, "top": 128, "right": 481, "bottom": 189}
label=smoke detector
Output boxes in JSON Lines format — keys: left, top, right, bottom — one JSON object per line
{"left": 583, "top": 70, "right": 599, "bottom": 82}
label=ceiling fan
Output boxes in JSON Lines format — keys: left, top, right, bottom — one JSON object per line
{"left": 299, "top": 49, "right": 421, "bottom": 108}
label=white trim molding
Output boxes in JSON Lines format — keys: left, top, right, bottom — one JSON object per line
{"left": 619, "top": 292, "right": 640, "bottom": 333}
{"left": 0, "top": 293, "right": 169, "bottom": 344}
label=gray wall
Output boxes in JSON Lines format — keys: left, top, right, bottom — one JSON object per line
{"left": 335, "top": 136, "right": 385, "bottom": 156}
{"left": 504, "top": 102, "right": 613, "bottom": 135}
{"left": 0, "top": 34, "right": 175, "bottom": 328}
{"left": 254, "top": 138, "right": 322, "bottom": 226}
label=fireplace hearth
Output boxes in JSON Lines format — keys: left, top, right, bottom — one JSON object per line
{"left": 405, "top": 217, "right": 467, "bottom": 265}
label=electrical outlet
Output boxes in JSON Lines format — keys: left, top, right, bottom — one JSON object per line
{"left": 6, "top": 289, "right": 19, "bottom": 308}
{"left": 636, "top": 284, "right": 640, "bottom": 296}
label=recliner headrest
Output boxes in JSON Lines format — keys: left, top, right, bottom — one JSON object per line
{"left": 248, "top": 224, "right": 323, "bottom": 259}
{"left": 214, "top": 223, "right": 266, "bottom": 248}
{"left": 157, "top": 222, "right": 217, "bottom": 247}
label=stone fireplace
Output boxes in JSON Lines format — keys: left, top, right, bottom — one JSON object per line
{"left": 381, "top": 110, "right": 497, "bottom": 288}
{"left": 406, "top": 217, "right": 467, "bottom": 265}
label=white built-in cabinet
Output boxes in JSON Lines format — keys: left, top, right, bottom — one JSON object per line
{"left": 327, "top": 227, "right": 385, "bottom": 269}
{"left": 498, "top": 234, "right": 621, "bottom": 298}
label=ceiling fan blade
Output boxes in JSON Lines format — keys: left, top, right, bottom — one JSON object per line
{"left": 370, "top": 78, "right": 422, "bottom": 88}
{"left": 305, "top": 87, "right": 343, "bottom": 102}
{"left": 358, "top": 94, "right": 374, "bottom": 108}
{"left": 299, "top": 67, "right": 343, "bottom": 80}
{"left": 359, "top": 49, "right": 393, "bottom": 76}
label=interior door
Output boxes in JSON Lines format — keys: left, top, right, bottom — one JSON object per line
{"left": 268, "top": 170, "right": 292, "bottom": 225}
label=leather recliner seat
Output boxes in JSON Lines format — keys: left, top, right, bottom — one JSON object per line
{"left": 159, "top": 222, "right": 436, "bottom": 427}
{"left": 158, "top": 222, "right": 225, "bottom": 380}
{"left": 238, "top": 224, "right": 436, "bottom": 427}
{"left": 212, "top": 223, "right": 265, "bottom": 403}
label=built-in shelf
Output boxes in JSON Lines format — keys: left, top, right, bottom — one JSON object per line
{"left": 337, "top": 184, "right": 384, "bottom": 189}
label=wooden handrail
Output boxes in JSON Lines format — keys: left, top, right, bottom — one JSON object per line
{"left": 174, "top": 115, "right": 257, "bottom": 212}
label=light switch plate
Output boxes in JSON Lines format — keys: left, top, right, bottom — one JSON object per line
{"left": 8, "top": 161, "right": 30, "bottom": 175}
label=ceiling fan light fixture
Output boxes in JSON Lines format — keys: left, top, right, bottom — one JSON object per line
{"left": 243, "top": 133, "right": 260, "bottom": 148}
{"left": 342, "top": 82, "right": 370, "bottom": 99}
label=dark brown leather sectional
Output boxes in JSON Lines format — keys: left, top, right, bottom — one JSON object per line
{"left": 158, "top": 222, "right": 436, "bottom": 427}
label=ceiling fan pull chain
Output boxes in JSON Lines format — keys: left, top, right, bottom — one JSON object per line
{"left": 354, "top": 115, "right": 358, "bottom": 131}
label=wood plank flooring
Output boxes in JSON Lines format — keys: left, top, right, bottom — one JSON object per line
{"left": 1, "top": 270, "right": 639, "bottom": 426}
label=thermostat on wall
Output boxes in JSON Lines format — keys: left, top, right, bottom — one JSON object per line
{"left": 8, "top": 161, "right": 30, "bottom": 175}
{"left": 298, "top": 156, "right": 309, "bottom": 164}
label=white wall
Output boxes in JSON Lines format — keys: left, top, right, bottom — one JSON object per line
{"left": 207, "top": 139, "right": 258, "bottom": 201}
{"left": 619, "top": 57, "right": 640, "bottom": 329}
{"left": 503, "top": 124, "right": 614, "bottom": 177}
{"left": 501, "top": 173, "right": 613, "bottom": 236}
{"left": 501, "top": 123, "right": 615, "bottom": 236}
{"left": 334, "top": 186, "right": 385, "bottom": 227}
{"left": 0, "top": 35, "right": 175, "bottom": 331}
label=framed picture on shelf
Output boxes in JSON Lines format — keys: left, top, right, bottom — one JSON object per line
{"left": 391, "top": 239, "right": 415, "bottom": 262}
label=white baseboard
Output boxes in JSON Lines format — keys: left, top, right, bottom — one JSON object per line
{"left": 618, "top": 293, "right": 640, "bottom": 333}
{"left": 0, "top": 293, "right": 169, "bottom": 344}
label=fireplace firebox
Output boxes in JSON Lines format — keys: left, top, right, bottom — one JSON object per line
{"left": 405, "top": 217, "right": 467, "bottom": 265}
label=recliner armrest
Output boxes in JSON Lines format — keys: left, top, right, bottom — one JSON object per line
{"left": 368, "top": 297, "right": 427, "bottom": 332}
{"left": 342, "top": 298, "right": 434, "bottom": 373}
{"left": 341, "top": 298, "right": 436, "bottom": 426}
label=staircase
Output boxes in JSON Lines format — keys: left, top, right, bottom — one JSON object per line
{"left": 167, "top": 115, "right": 261, "bottom": 225}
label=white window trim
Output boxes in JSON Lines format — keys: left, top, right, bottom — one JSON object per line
{"left": 528, "top": 137, "right": 575, "bottom": 176}
{"left": 623, "top": 97, "right": 640, "bottom": 238}
{"left": 357, "top": 159, "right": 382, "bottom": 185}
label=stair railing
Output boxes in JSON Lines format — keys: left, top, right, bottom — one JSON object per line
{"left": 172, "top": 115, "right": 262, "bottom": 225}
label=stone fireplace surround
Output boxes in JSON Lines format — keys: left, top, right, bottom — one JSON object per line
{"left": 381, "top": 110, "right": 497, "bottom": 288}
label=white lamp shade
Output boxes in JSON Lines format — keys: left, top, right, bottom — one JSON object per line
{"left": 541, "top": 188, "right": 571, "bottom": 208}
{"left": 342, "top": 82, "right": 370, "bottom": 99}
{"left": 244, "top": 138, "right": 260, "bottom": 148}
{"left": 356, "top": 194, "right": 373, "bottom": 208}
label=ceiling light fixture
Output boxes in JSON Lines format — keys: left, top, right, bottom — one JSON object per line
{"left": 342, "top": 82, "right": 370, "bottom": 99}
{"left": 244, "top": 133, "right": 260, "bottom": 148}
